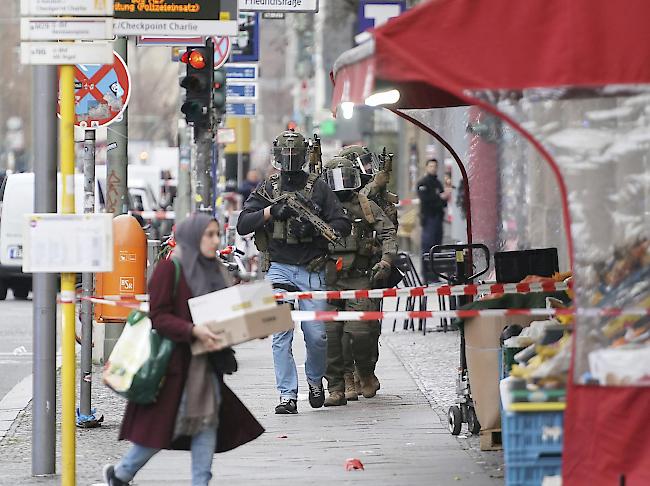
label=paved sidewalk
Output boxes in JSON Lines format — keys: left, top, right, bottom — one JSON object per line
{"left": 0, "top": 328, "right": 501, "bottom": 485}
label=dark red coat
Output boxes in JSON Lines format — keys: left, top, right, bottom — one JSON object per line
{"left": 118, "top": 259, "right": 264, "bottom": 451}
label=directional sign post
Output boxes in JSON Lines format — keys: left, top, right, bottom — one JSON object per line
{"left": 239, "top": 0, "right": 319, "bottom": 12}
{"left": 227, "top": 102, "right": 256, "bottom": 117}
{"left": 57, "top": 52, "right": 131, "bottom": 129}
{"left": 21, "top": 17, "right": 113, "bottom": 41}
{"left": 21, "top": 41, "right": 113, "bottom": 65}
{"left": 20, "top": 0, "right": 114, "bottom": 16}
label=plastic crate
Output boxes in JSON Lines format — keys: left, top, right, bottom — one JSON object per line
{"left": 505, "top": 456, "right": 562, "bottom": 486}
{"left": 502, "top": 410, "right": 564, "bottom": 463}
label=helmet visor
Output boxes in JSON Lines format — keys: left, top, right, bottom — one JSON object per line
{"left": 357, "top": 152, "right": 381, "bottom": 174}
{"left": 325, "top": 166, "right": 361, "bottom": 192}
{"left": 271, "top": 146, "right": 307, "bottom": 171}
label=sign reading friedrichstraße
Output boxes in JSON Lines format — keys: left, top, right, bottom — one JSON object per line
{"left": 239, "top": 0, "right": 319, "bottom": 13}
{"left": 113, "top": 0, "right": 237, "bottom": 36}
{"left": 20, "top": 0, "right": 114, "bottom": 16}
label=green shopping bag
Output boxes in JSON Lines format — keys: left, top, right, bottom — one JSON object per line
{"left": 103, "top": 259, "right": 180, "bottom": 404}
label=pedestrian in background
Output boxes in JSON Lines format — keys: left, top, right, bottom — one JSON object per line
{"left": 238, "top": 168, "right": 261, "bottom": 202}
{"left": 417, "top": 158, "right": 451, "bottom": 284}
{"left": 103, "top": 213, "right": 263, "bottom": 486}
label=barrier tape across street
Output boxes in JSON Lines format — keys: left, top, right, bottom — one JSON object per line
{"left": 82, "top": 296, "right": 648, "bottom": 322}
{"left": 90, "top": 281, "right": 569, "bottom": 304}
{"left": 274, "top": 281, "right": 569, "bottom": 301}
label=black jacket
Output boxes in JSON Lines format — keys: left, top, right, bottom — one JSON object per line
{"left": 236, "top": 172, "right": 351, "bottom": 266}
{"left": 417, "top": 174, "right": 446, "bottom": 219}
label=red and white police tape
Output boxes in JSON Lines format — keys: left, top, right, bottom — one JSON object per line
{"left": 88, "top": 281, "right": 569, "bottom": 305}
{"left": 79, "top": 296, "right": 650, "bottom": 322}
{"left": 274, "top": 281, "right": 569, "bottom": 301}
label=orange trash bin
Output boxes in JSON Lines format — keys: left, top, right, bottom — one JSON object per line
{"left": 95, "top": 214, "right": 147, "bottom": 322}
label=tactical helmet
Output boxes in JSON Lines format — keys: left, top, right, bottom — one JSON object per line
{"left": 271, "top": 129, "right": 308, "bottom": 172}
{"left": 338, "top": 144, "right": 380, "bottom": 175}
{"left": 323, "top": 156, "right": 361, "bottom": 192}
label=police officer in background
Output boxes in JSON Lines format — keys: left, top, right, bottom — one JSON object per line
{"left": 236, "top": 130, "right": 351, "bottom": 415}
{"left": 321, "top": 157, "right": 397, "bottom": 407}
{"left": 417, "top": 158, "right": 451, "bottom": 283}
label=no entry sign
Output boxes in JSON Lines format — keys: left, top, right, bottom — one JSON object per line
{"left": 212, "top": 36, "right": 231, "bottom": 69}
{"left": 58, "top": 51, "right": 131, "bottom": 129}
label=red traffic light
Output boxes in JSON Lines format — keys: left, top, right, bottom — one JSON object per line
{"left": 180, "top": 50, "right": 190, "bottom": 63}
{"left": 188, "top": 50, "right": 206, "bottom": 69}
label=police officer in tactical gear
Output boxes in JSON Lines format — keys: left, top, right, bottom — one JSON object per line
{"left": 339, "top": 144, "right": 399, "bottom": 228}
{"left": 236, "top": 130, "right": 351, "bottom": 415}
{"left": 321, "top": 157, "right": 397, "bottom": 407}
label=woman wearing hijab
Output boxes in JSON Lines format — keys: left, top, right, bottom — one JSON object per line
{"left": 103, "top": 213, "right": 264, "bottom": 486}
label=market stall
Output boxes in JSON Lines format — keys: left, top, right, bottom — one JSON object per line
{"left": 330, "top": 0, "right": 650, "bottom": 484}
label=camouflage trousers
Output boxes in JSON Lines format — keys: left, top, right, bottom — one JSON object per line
{"left": 325, "top": 275, "right": 381, "bottom": 392}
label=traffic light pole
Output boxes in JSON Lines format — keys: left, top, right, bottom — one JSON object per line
{"left": 194, "top": 126, "right": 213, "bottom": 213}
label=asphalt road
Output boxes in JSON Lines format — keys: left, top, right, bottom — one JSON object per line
{"left": 0, "top": 291, "right": 34, "bottom": 401}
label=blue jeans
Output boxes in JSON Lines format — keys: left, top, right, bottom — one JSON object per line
{"left": 266, "top": 262, "right": 328, "bottom": 400}
{"left": 115, "top": 379, "right": 221, "bottom": 486}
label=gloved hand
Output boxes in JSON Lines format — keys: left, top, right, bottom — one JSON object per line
{"left": 270, "top": 202, "right": 295, "bottom": 221}
{"left": 289, "top": 219, "right": 316, "bottom": 239}
{"left": 370, "top": 260, "right": 392, "bottom": 286}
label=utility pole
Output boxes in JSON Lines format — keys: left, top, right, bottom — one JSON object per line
{"left": 31, "top": 65, "right": 57, "bottom": 477}
{"left": 176, "top": 118, "right": 192, "bottom": 224}
{"left": 78, "top": 130, "right": 100, "bottom": 427}
{"left": 104, "top": 37, "right": 129, "bottom": 360}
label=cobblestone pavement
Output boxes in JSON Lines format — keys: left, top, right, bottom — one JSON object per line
{"left": 0, "top": 325, "right": 503, "bottom": 485}
{"left": 381, "top": 322, "right": 505, "bottom": 481}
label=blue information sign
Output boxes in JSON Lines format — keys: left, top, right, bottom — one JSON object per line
{"left": 227, "top": 83, "right": 257, "bottom": 99}
{"left": 225, "top": 63, "right": 258, "bottom": 80}
{"left": 357, "top": 1, "right": 406, "bottom": 34}
{"left": 226, "top": 102, "right": 256, "bottom": 117}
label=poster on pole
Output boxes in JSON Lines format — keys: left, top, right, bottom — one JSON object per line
{"left": 22, "top": 214, "right": 114, "bottom": 273}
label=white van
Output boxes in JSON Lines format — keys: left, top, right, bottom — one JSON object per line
{"left": 0, "top": 172, "right": 104, "bottom": 300}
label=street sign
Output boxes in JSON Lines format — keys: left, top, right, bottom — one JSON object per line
{"left": 213, "top": 36, "right": 232, "bottom": 69}
{"left": 113, "top": 0, "right": 237, "bottom": 36}
{"left": 114, "top": 18, "right": 237, "bottom": 37}
{"left": 231, "top": 12, "right": 259, "bottom": 63}
{"left": 226, "top": 102, "right": 256, "bottom": 117}
{"left": 239, "top": 0, "right": 319, "bottom": 12}
{"left": 23, "top": 213, "right": 113, "bottom": 273}
{"left": 21, "top": 17, "right": 113, "bottom": 41}
{"left": 58, "top": 51, "right": 131, "bottom": 129}
{"left": 21, "top": 41, "right": 114, "bottom": 65}
{"left": 224, "top": 63, "right": 258, "bottom": 80}
{"left": 20, "top": 0, "right": 114, "bottom": 16}
{"left": 227, "top": 82, "right": 258, "bottom": 100}
{"left": 137, "top": 36, "right": 205, "bottom": 47}
{"left": 357, "top": 1, "right": 405, "bottom": 33}
{"left": 217, "top": 127, "right": 236, "bottom": 144}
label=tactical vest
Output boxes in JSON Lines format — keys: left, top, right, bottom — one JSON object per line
{"left": 257, "top": 172, "right": 320, "bottom": 245}
{"left": 330, "top": 194, "right": 376, "bottom": 272}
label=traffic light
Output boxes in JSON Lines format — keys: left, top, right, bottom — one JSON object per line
{"left": 180, "top": 45, "right": 213, "bottom": 126}
{"left": 213, "top": 67, "right": 227, "bottom": 118}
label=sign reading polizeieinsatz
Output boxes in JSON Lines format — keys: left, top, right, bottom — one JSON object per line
{"left": 114, "top": 0, "right": 217, "bottom": 20}
{"left": 239, "top": 0, "right": 319, "bottom": 13}
{"left": 113, "top": 0, "right": 237, "bottom": 36}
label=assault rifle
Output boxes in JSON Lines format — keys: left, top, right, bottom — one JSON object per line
{"left": 259, "top": 190, "right": 340, "bottom": 245}
{"left": 379, "top": 146, "right": 393, "bottom": 174}
{"left": 308, "top": 134, "right": 323, "bottom": 175}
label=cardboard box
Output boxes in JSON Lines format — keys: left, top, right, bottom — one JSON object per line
{"left": 188, "top": 280, "right": 277, "bottom": 324}
{"left": 464, "top": 315, "right": 537, "bottom": 434}
{"left": 191, "top": 304, "right": 294, "bottom": 355}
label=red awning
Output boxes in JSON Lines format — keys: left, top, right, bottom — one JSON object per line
{"left": 331, "top": 0, "right": 650, "bottom": 112}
